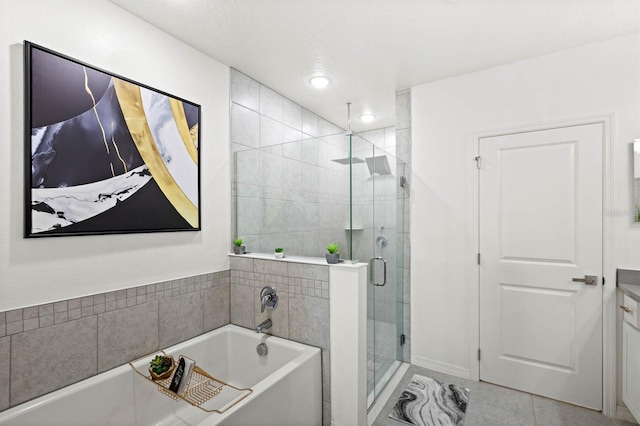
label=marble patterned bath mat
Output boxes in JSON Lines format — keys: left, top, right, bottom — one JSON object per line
{"left": 389, "top": 374, "right": 470, "bottom": 426}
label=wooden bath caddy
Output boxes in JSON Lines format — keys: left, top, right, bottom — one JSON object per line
{"left": 129, "top": 351, "right": 253, "bottom": 414}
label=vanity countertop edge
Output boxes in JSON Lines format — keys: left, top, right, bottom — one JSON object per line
{"left": 617, "top": 268, "right": 640, "bottom": 301}
{"left": 618, "top": 283, "right": 640, "bottom": 301}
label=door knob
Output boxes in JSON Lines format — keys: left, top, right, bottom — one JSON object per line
{"left": 572, "top": 275, "right": 597, "bottom": 285}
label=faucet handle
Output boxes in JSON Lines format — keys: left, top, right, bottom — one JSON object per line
{"left": 260, "top": 286, "right": 278, "bottom": 313}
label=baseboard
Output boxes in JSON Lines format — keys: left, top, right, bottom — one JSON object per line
{"left": 617, "top": 404, "right": 639, "bottom": 424}
{"left": 411, "top": 355, "right": 471, "bottom": 380}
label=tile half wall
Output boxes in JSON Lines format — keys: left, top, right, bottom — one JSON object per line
{"left": 0, "top": 271, "right": 230, "bottom": 411}
{"left": 229, "top": 254, "right": 332, "bottom": 426}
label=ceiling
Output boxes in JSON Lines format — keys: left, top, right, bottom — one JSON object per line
{"left": 109, "top": 0, "right": 640, "bottom": 132}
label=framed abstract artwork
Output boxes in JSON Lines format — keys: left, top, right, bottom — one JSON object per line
{"left": 24, "top": 41, "right": 201, "bottom": 237}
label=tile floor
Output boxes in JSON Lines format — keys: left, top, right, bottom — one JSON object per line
{"left": 372, "top": 365, "right": 638, "bottom": 426}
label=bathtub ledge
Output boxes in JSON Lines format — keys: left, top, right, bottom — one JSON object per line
{"left": 229, "top": 252, "right": 330, "bottom": 266}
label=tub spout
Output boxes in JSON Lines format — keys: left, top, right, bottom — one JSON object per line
{"left": 256, "top": 318, "right": 272, "bottom": 333}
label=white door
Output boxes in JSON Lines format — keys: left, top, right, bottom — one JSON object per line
{"left": 479, "top": 123, "right": 603, "bottom": 409}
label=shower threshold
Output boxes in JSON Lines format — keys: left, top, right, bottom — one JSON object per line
{"left": 367, "top": 359, "right": 402, "bottom": 410}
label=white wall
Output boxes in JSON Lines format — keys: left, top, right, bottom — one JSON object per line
{"left": 411, "top": 33, "right": 640, "bottom": 376}
{"left": 0, "top": 0, "right": 231, "bottom": 311}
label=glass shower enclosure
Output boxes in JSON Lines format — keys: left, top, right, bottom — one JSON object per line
{"left": 234, "top": 131, "right": 405, "bottom": 408}
{"left": 348, "top": 133, "right": 405, "bottom": 408}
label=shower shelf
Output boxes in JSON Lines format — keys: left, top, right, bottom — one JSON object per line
{"left": 129, "top": 351, "right": 252, "bottom": 414}
{"left": 344, "top": 227, "right": 363, "bottom": 231}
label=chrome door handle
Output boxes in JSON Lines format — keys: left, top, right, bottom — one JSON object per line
{"left": 369, "top": 257, "right": 387, "bottom": 287}
{"left": 572, "top": 275, "right": 598, "bottom": 285}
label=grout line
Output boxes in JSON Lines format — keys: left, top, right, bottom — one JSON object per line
{"left": 287, "top": 277, "right": 291, "bottom": 340}
{"left": 95, "top": 313, "right": 99, "bottom": 374}
{"left": 531, "top": 393, "right": 537, "bottom": 426}
{"left": 8, "top": 334, "right": 11, "bottom": 408}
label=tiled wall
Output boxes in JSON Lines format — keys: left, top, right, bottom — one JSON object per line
{"left": 228, "top": 255, "right": 332, "bottom": 425}
{"left": 230, "top": 69, "right": 350, "bottom": 257}
{"left": 396, "top": 89, "right": 412, "bottom": 362}
{"left": 230, "top": 69, "right": 344, "bottom": 156}
{"left": 0, "top": 271, "right": 230, "bottom": 411}
{"left": 229, "top": 69, "right": 412, "bottom": 424}
{"left": 348, "top": 129, "right": 399, "bottom": 325}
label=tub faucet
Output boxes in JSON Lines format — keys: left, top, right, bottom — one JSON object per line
{"left": 256, "top": 318, "right": 272, "bottom": 333}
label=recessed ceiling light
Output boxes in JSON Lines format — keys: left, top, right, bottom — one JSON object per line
{"left": 360, "top": 114, "right": 375, "bottom": 123}
{"left": 309, "top": 76, "right": 330, "bottom": 89}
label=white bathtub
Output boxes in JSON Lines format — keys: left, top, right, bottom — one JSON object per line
{"left": 0, "top": 325, "right": 322, "bottom": 425}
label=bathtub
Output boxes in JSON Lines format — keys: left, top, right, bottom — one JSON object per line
{"left": 0, "top": 324, "right": 322, "bottom": 425}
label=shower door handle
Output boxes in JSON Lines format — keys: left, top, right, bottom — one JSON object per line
{"left": 369, "top": 257, "right": 387, "bottom": 286}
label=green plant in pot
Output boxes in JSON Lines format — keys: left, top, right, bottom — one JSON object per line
{"left": 325, "top": 243, "right": 340, "bottom": 264}
{"left": 149, "top": 354, "right": 175, "bottom": 381}
{"left": 274, "top": 247, "right": 284, "bottom": 259}
{"left": 233, "top": 238, "right": 246, "bottom": 255}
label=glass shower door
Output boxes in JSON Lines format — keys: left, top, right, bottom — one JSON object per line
{"left": 370, "top": 143, "right": 404, "bottom": 408}
{"left": 349, "top": 134, "right": 404, "bottom": 409}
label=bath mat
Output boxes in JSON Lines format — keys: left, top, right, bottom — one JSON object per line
{"left": 388, "top": 374, "right": 470, "bottom": 426}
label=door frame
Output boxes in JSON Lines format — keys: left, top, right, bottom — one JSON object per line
{"left": 466, "top": 113, "right": 615, "bottom": 416}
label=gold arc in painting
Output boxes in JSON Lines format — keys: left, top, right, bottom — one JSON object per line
{"left": 112, "top": 78, "right": 199, "bottom": 228}
{"left": 169, "top": 98, "right": 199, "bottom": 165}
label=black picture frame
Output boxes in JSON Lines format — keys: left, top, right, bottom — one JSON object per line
{"left": 24, "top": 41, "right": 202, "bottom": 237}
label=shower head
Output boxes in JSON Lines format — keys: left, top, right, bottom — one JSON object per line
{"left": 365, "top": 156, "right": 392, "bottom": 176}
{"left": 331, "top": 157, "right": 365, "bottom": 165}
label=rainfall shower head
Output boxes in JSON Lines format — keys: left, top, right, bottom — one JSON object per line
{"left": 331, "top": 155, "right": 392, "bottom": 176}
{"left": 331, "top": 157, "right": 365, "bottom": 165}
{"left": 365, "top": 156, "right": 392, "bottom": 176}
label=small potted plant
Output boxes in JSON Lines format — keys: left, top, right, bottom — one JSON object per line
{"left": 233, "top": 238, "right": 246, "bottom": 255}
{"left": 149, "top": 354, "right": 175, "bottom": 381}
{"left": 274, "top": 247, "right": 284, "bottom": 259}
{"left": 325, "top": 243, "right": 340, "bottom": 264}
